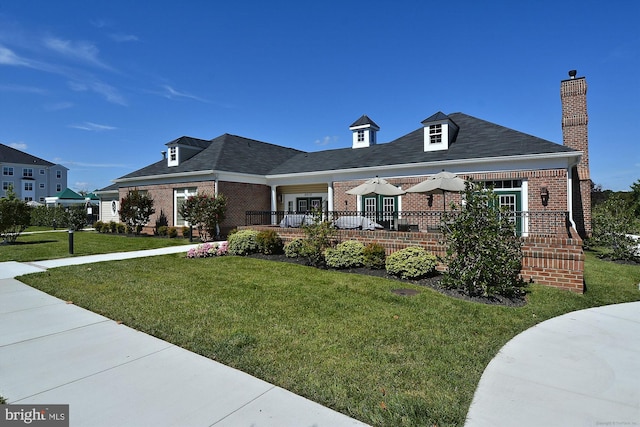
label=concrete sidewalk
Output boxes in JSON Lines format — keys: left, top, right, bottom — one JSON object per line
{"left": 465, "top": 301, "right": 640, "bottom": 426}
{"left": 0, "top": 247, "right": 369, "bottom": 426}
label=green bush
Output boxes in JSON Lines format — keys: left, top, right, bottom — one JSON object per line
{"left": 94, "top": 221, "right": 104, "bottom": 232}
{"left": 256, "top": 229, "right": 284, "bottom": 254}
{"left": 227, "top": 229, "right": 259, "bottom": 256}
{"left": 181, "top": 226, "right": 190, "bottom": 238}
{"left": 301, "top": 218, "right": 336, "bottom": 267}
{"left": 385, "top": 246, "right": 437, "bottom": 279}
{"left": 441, "top": 183, "right": 527, "bottom": 298}
{"left": 100, "top": 223, "right": 111, "bottom": 233}
{"left": 157, "top": 225, "right": 168, "bottom": 237}
{"left": 126, "top": 224, "right": 134, "bottom": 234}
{"left": 168, "top": 227, "right": 178, "bottom": 238}
{"left": 324, "top": 240, "right": 365, "bottom": 269}
{"left": 284, "top": 238, "right": 305, "bottom": 258}
{"left": 117, "top": 223, "right": 126, "bottom": 234}
{"left": 109, "top": 221, "right": 117, "bottom": 233}
{"left": 363, "top": 243, "right": 386, "bottom": 269}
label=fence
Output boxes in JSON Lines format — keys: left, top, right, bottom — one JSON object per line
{"left": 245, "top": 210, "right": 571, "bottom": 238}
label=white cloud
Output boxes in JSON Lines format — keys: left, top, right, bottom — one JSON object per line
{"left": 43, "top": 36, "right": 111, "bottom": 70}
{"left": 314, "top": 135, "right": 338, "bottom": 146}
{"left": 69, "top": 122, "right": 117, "bottom": 131}
{"left": 0, "top": 84, "right": 47, "bottom": 94}
{"left": 0, "top": 44, "right": 31, "bottom": 67}
{"left": 160, "top": 85, "right": 208, "bottom": 102}
{"left": 110, "top": 33, "right": 139, "bottom": 43}
{"left": 9, "top": 142, "right": 28, "bottom": 150}
{"left": 68, "top": 80, "right": 127, "bottom": 106}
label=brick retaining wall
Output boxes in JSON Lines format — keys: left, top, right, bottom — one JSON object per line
{"left": 241, "top": 225, "right": 585, "bottom": 293}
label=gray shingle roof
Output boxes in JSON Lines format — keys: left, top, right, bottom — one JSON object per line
{"left": 268, "top": 112, "right": 575, "bottom": 175}
{"left": 421, "top": 111, "right": 451, "bottom": 124}
{"left": 116, "top": 112, "right": 577, "bottom": 183}
{"left": 0, "top": 143, "right": 55, "bottom": 166}
{"left": 349, "top": 115, "right": 380, "bottom": 129}
{"left": 117, "top": 134, "right": 304, "bottom": 180}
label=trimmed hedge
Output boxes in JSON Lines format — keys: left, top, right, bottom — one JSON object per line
{"left": 385, "top": 246, "right": 437, "bottom": 279}
{"left": 227, "top": 229, "right": 259, "bottom": 256}
{"left": 324, "top": 240, "right": 365, "bottom": 269}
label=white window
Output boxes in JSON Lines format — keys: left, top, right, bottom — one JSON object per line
{"left": 357, "top": 130, "right": 365, "bottom": 142}
{"left": 174, "top": 187, "right": 197, "bottom": 226}
{"left": 23, "top": 168, "right": 33, "bottom": 177}
{"left": 429, "top": 124, "right": 442, "bottom": 144}
{"left": 24, "top": 182, "right": 33, "bottom": 191}
{"left": 56, "top": 184, "right": 62, "bottom": 192}
{"left": 39, "top": 183, "right": 45, "bottom": 189}
{"left": 169, "top": 147, "right": 177, "bottom": 161}
{"left": 2, "top": 182, "right": 10, "bottom": 190}
{"left": 111, "top": 200, "right": 118, "bottom": 216}
{"left": 3, "top": 167, "right": 14, "bottom": 176}
{"left": 40, "top": 169, "right": 45, "bottom": 175}
{"left": 56, "top": 170, "right": 62, "bottom": 178}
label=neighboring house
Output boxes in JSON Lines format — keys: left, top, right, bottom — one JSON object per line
{"left": 44, "top": 188, "right": 85, "bottom": 207}
{"left": 0, "top": 143, "right": 68, "bottom": 203}
{"left": 103, "top": 73, "right": 591, "bottom": 240}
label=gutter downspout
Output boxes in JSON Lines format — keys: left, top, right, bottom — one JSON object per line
{"left": 271, "top": 185, "right": 277, "bottom": 225}
{"left": 567, "top": 167, "right": 577, "bottom": 231}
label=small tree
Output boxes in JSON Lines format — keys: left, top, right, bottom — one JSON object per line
{"left": 300, "top": 213, "right": 336, "bottom": 267}
{"left": 118, "top": 189, "right": 155, "bottom": 235}
{"left": 178, "top": 193, "right": 227, "bottom": 241}
{"left": 0, "top": 185, "right": 31, "bottom": 243}
{"left": 441, "top": 182, "right": 527, "bottom": 298}
{"left": 590, "top": 197, "right": 639, "bottom": 261}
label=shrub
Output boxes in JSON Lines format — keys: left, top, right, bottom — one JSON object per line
{"left": 385, "top": 246, "right": 437, "bottom": 280}
{"left": 284, "top": 238, "right": 305, "bottom": 258}
{"left": 441, "top": 182, "right": 527, "bottom": 298}
{"left": 589, "top": 197, "right": 639, "bottom": 261}
{"left": 181, "top": 226, "right": 190, "bottom": 238}
{"left": 324, "top": 240, "right": 365, "bottom": 269}
{"left": 178, "top": 193, "right": 227, "bottom": 241}
{"left": 168, "top": 227, "right": 178, "bottom": 238}
{"left": 94, "top": 221, "right": 104, "bottom": 232}
{"left": 227, "top": 229, "right": 259, "bottom": 256}
{"left": 0, "top": 185, "right": 30, "bottom": 243}
{"left": 300, "top": 217, "right": 336, "bottom": 267}
{"left": 186, "top": 241, "right": 228, "bottom": 258}
{"left": 157, "top": 225, "right": 168, "bottom": 237}
{"left": 109, "top": 221, "right": 117, "bottom": 233}
{"left": 100, "top": 223, "right": 111, "bottom": 233}
{"left": 126, "top": 225, "right": 134, "bottom": 234}
{"left": 256, "top": 229, "right": 284, "bottom": 254}
{"left": 119, "top": 189, "right": 155, "bottom": 235}
{"left": 154, "top": 210, "right": 169, "bottom": 235}
{"left": 117, "top": 223, "right": 126, "bottom": 234}
{"left": 363, "top": 243, "right": 386, "bottom": 269}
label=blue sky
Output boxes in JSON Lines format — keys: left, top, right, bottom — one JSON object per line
{"left": 0, "top": 0, "right": 638, "bottom": 192}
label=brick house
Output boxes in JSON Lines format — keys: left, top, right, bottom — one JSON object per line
{"left": 99, "top": 72, "right": 591, "bottom": 292}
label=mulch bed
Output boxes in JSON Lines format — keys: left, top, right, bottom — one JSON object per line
{"left": 247, "top": 253, "right": 526, "bottom": 307}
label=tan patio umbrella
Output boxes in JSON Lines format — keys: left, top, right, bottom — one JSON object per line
{"left": 346, "top": 177, "right": 405, "bottom": 196}
{"left": 405, "top": 171, "right": 467, "bottom": 210}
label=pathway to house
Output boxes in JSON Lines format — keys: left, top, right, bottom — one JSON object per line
{"left": 1, "top": 245, "right": 639, "bottom": 426}
{"left": 0, "top": 246, "right": 368, "bottom": 427}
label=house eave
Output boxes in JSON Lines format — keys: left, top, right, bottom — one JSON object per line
{"left": 114, "top": 170, "right": 217, "bottom": 183}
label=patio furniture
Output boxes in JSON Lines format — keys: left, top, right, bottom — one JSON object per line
{"left": 279, "top": 214, "right": 314, "bottom": 228}
{"left": 334, "top": 216, "right": 383, "bottom": 230}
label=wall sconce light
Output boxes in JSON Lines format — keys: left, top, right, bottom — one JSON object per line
{"left": 540, "top": 187, "right": 549, "bottom": 206}
{"left": 427, "top": 194, "right": 434, "bottom": 207}
{"left": 277, "top": 194, "right": 283, "bottom": 203}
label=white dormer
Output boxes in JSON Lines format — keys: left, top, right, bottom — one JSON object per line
{"left": 349, "top": 115, "right": 380, "bottom": 149}
{"left": 165, "top": 136, "right": 210, "bottom": 167}
{"left": 422, "top": 112, "right": 459, "bottom": 152}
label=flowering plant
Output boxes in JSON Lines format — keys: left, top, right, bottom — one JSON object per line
{"left": 186, "top": 241, "right": 228, "bottom": 258}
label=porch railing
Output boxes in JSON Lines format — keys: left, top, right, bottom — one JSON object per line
{"left": 245, "top": 210, "right": 571, "bottom": 237}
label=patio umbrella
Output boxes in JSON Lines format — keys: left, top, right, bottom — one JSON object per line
{"left": 346, "top": 177, "right": 405, "bottom": 196}
{"left": 405, "top": 171, "right": 467, "bottom": 210}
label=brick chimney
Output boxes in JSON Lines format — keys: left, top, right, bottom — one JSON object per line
{"left": 561, "top": 70, "right": 591, "bottom": 237}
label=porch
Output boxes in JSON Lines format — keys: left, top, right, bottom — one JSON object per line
{"left": 245, "top": 209, "right": 572, "bottom": 238}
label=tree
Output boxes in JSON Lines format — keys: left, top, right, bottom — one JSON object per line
{"left": 118, "top": 189, "right": 155, "bottom": 235}
{"left": 178, "top": 193, "right": 227, "bottom": 241}
{"left": 0, "top": 185, "right": 32, "bottom": 243}
{"left": 590, "top": 197, "right": 639, "bottom": 261}
{"left": 441, "top": 182, "right": 527, "bottom": 298}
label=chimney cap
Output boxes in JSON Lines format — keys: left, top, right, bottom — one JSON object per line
{"left": 568, "top": 70, "right": 577, "bottom": 79}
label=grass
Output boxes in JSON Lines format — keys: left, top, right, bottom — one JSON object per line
{"left": 17, "top": 248, "right": 640, "bottom": 426}
{"left": 0, "top": 230, "right": 193, "bottom": 262}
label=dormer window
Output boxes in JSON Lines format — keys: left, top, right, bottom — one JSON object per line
{"left": 357, "top": 130, "right": 365, "bottom": 142}
{"left": 169, "top": 147, "right": 177, "bottom": 161}
{"left": 429, "top": 124, "right": 442, "bottom": 144}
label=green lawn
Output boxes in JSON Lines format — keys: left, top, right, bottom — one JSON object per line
{"left": 0, "top": 230, "right": 193, "bottom": 262}
{"left": 17, "top": 249, "right": 640, "bottom": 427}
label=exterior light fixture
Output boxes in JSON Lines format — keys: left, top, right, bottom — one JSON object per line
{"left": 540, "top": 186, "right": 549, "bottom": 206}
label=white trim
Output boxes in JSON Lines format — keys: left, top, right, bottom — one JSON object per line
{"left": 567, "top": 167, "right": 577, "bottom": 230}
